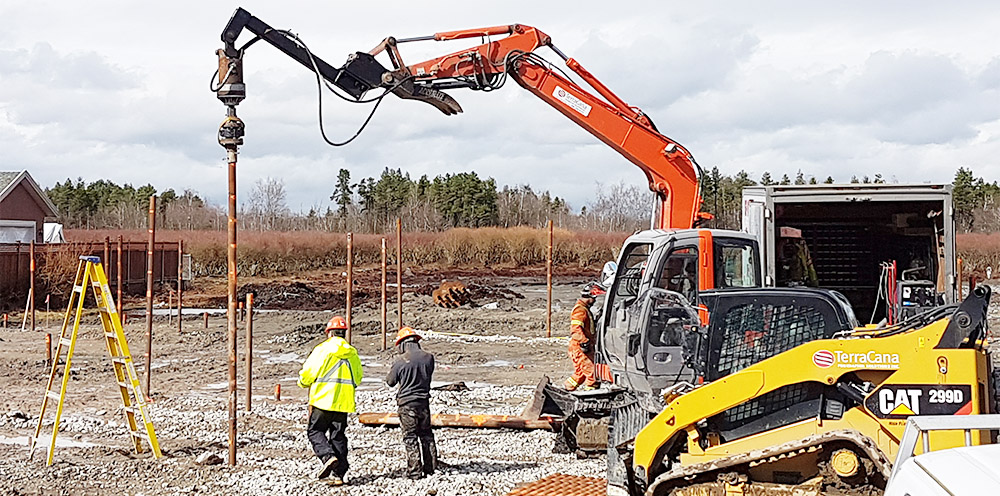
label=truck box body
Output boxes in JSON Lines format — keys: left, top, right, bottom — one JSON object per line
{"left": 742, "top": 184, "right": 955, "bottom": 322}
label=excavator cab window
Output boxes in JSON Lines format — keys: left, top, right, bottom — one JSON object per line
{"left": 636, "top": 287, "right": 701, "bottom": 385}
{"left": 714, "top": 238, "right": 760, "bottom": 289}
{"left": 602, "top": 243, "right": 653, "bottom": 377}
{"left": 612, "top": 243, "right": 652, "bottom": 305}
{"left": 657, "top": 248, "right": 698, "bottom": 303}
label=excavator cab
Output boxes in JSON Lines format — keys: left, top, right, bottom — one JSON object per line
{"left": 596, "top": 229, "right": 761, "bottom": 386}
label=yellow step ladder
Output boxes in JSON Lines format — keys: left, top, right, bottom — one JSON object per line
{"left": 28, "top": 256, "right": 162, "bottom": 465}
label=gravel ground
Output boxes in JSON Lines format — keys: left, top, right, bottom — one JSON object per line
{"left": 0, "top": 386, "right": 605, "bottom": 496}
{"left": 0, "top": 279, "right": 600, "bottom": 496}
{"left": 1, "top": 280, "right": 995, "bottom": 496}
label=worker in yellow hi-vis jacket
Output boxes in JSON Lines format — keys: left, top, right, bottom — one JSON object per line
{"left": 298, "top": 316, "right": 363, "bottom": 486}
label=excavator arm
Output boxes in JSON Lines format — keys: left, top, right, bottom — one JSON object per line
{"left": 218, "top": 8, "right": 461, "bottom": 114}
{"left": 371, "top": 25, "right": 705, "bottom": 230}
{"left": 218, "top": 9, "right": 705, "bottom": 229}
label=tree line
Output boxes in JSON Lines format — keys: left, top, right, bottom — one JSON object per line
{"left": 46, "top": 178, "right": 211, "bottom": 230}
{"left": 43, "top": 166, "right": 1000, "bottom": 234}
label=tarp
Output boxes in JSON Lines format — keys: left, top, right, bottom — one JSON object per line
{"left": 43, "top": 223, "right": 64, "bottom": 243}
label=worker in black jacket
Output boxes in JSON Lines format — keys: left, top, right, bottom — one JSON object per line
{"left": 386, "top": 327, "right": 437, "bottom": 479}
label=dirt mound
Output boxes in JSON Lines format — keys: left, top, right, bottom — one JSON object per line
{"left": 202, "top": 281, "right": 373, "bottom": 311}
{"left": 237, "top": 281, "right": 338, "bottom": 310}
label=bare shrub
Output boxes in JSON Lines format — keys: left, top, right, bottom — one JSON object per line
{"left": 64, "top": 227, "right": 629, "bottom": 275}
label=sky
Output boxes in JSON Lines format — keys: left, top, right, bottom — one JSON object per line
{"left": 1, "top": 1, "right": 998, "bottom": 213}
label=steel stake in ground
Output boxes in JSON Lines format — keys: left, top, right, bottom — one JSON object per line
{"left": 29, "top": 240, "right": 35, "bottom": 332}
{"left": 116, "top": 235, "right": 123, "bottom": 316}
{"left": 177, "top": 239, "right": 183, "bottom": 332}
{"left": 346, "top": 232, "right": 353, "bottom": 343}
{"left": 145, "top": 195, "right": 156, "bottom": 398}
{"left": 381, "top": 237, "right": 387, "bottom": 350}
{"left": 245, "top": 293, "right": 253, "bottom": 412}
{"left": 215, "top": 44, "right": 246, "bottom": 467}
{"left": 396, "top": 218, "right": 403, "bottom": 329}
{"left": 547, "top": 220, "right": 553, "bottom": 338}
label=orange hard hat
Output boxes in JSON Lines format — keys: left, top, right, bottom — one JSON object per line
{"left": 395, "top": 326, "right": 421, "bottom": 346}
{"left": 325, "top": 316, "right": 348, "bottom": 331}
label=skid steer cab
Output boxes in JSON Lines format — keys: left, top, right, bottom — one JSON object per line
{"left": 594, "top": 228, "right": 762, "bottom": 386}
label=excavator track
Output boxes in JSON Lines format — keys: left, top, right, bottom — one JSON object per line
{"left": 645, "top": 430, "right": 891, "bottom": 496}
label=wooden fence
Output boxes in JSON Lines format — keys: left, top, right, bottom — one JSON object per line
{"left": 0, "top": 241, "right": 180, "bottom": 312}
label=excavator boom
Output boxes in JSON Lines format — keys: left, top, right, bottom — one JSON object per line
{"left": 218, "top": 9, "right": 705, "bottom": 228}
{"left": 368, "top": 24, "right": 704, "bottom": 229}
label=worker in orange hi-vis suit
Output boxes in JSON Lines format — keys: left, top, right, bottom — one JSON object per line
{"left": 564, "top": 286, "right": 598, "bottom": 391}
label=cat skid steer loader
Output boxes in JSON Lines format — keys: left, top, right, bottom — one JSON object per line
{"left": 604, "top": 285, "right": 994, "bottom": 496}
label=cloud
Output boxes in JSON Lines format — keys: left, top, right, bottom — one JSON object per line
{"left": 0, "top": 42, "right": 139, "bottom": 90}
{"left": 572, "top": 21, "right": 759, "bottom": 109}
{"left": 664, "top": 48, "right": 999, "bottom": 149}
{"left": 2, "top": 0, "right": 1000, "bottom": 214}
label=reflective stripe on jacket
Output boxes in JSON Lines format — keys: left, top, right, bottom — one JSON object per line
{"left": 569, "top": 299, "right": 594, "bottom": 344}
{"left": 297, "top": 336, "right": 363, "bottom": 412}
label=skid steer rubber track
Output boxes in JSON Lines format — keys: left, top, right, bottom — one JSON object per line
{"left": 645, "top": 430, "right": 891, "bottom": 496}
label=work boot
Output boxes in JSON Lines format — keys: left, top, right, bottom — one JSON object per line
{"left": 316, "top": 456, "right": 338, "bottom": 480}
{"left": 564, "top": 378, "right": 579, "bottom": 391}
{"left": 327, "top": 476, "right": 344, "bottom": 486}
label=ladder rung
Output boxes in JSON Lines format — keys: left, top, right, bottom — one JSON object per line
{"left": 104, "top": 332, "right": 118, "bottom": 339}
{"left": 46, "top": 391, "right": 61, "bottom": 402}
{"left": 110, "top": 357, "right": 127, "bottom": 364}
{"left": 58, "top": 338, "right": 72, "bottom": 347}
{"left": 116, "top": 380, "right": 130, "bottom": 388}
{"left": 73, "top": 285, "right": 84, "bottom": 293}
{"left": 129, "top": 431, "right": 149, "bottom": 440}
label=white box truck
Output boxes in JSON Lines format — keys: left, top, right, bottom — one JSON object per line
{"left": 742, "top": 184, "right": 956, "bottom": 323}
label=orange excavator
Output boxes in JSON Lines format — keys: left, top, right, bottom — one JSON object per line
{"left": 215, "top": 7, "right": 763, "bottom": 453}
{"left": 215, "top": 9, "right": 761, "bottom": 303}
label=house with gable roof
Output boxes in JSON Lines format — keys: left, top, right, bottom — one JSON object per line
{"left": 0, "top": 170, "right": 59, "bottom": 243}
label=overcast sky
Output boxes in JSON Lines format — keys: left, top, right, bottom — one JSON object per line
{"left": 1, "top": 1, "right": 998, "bottom": 213}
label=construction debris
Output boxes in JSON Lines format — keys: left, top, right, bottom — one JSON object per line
{"left": 432, "top": 280, "right": 470, "bottom": 308}
{"left": 360, "top": 377, "right": 562, "bottom": 430}
{"left": 505, "top": 473, "right": 607, "bottom": 496}
{"left": 358, "top": 412, "right": 560, "bottom": 430}
{"left": 432, "top": 381, "right": 471, "bottom": 391}
{"left": 424, "top": 280, "right": 525, "bottom": 308}
{"left": 196, "top": 452, "right": 223, "bottom": 465}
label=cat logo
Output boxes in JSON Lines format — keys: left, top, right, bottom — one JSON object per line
{"left": 878, "top": 388, "right": 921, "bottom": 415}
{"left": 864, "top": 384, "right": 973, "bottom": 419}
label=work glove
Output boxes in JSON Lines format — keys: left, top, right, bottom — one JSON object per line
{"left": 580, "top": 341, "right": 592, "bottom": 353}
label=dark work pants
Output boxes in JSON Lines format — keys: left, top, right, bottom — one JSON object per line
{"left": 398, "top": 399, "right": 437, "bottom": 478}
{"left": 307, "top": 406, "right": 349, "bottom": 478}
